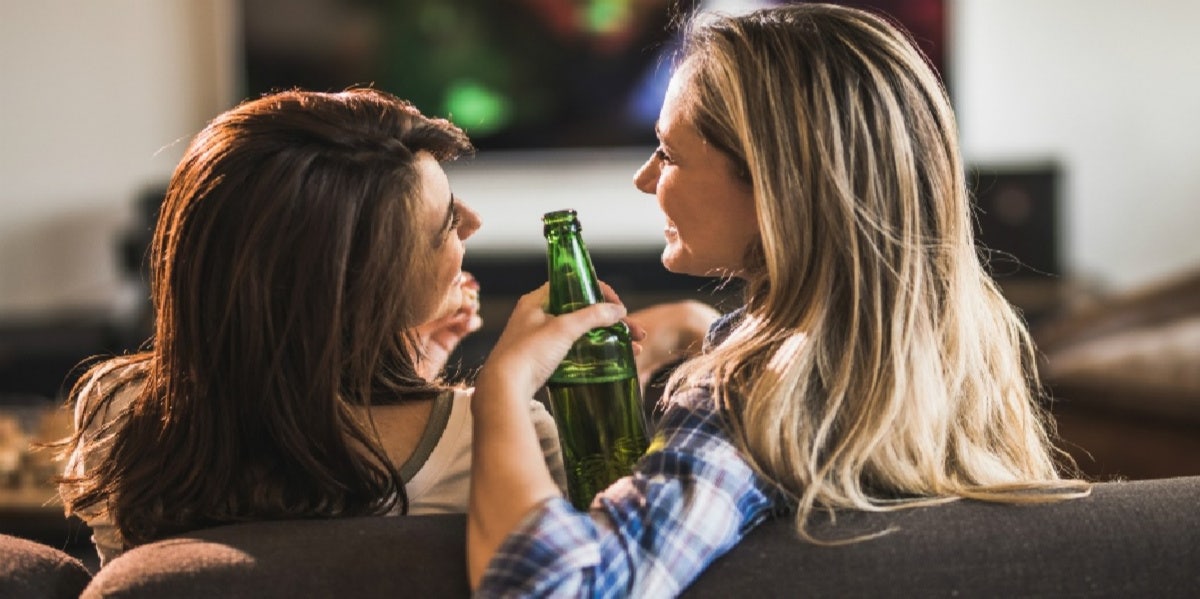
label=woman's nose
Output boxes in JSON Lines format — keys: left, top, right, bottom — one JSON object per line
{"left": 633, "top": 156, "right": 658, "bottom": 195}
{"left": 458, "top": 201, "right": 482, "bottom": 240}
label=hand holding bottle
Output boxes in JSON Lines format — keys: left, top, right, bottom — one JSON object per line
{"left": 476, "top": 283, "right": 629, "bottom": 401}
{"left": 468, "top": 210, "right": 646, "bottom": 580}
{"left": 468, "top": 282, "right": 629, "bottom": 573}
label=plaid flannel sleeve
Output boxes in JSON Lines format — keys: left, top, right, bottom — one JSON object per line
{"left": 477, "top": 387, "right": 779, "bottom": 598}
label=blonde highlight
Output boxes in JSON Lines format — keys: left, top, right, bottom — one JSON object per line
{"left": 668, "top": 4, "right": 1087, "bottom": 541}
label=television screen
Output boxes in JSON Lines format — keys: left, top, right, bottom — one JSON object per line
{"left": 241, "top": 0, "right": 946, "bottom": 151}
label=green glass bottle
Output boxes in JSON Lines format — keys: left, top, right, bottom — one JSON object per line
{"left": 542, "top": 209, "right": 649, "bottom": 510}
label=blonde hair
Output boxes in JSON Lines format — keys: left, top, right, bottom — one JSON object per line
{"left": 668, "top": 4, "right": 1088, "bottom": 539}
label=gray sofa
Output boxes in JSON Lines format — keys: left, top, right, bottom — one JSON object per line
{"left": 0, "top": 532, "right": 91, "bottom": 599}
{"left": 6, "top": 476, "right": 1196, "bottom": 597}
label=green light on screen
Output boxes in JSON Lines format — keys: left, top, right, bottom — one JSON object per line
{"left": 586, "top": 0, "right": 626, "bottom": 33}
{"left": 444, "top": 81, "right": 511, "bottom": 136}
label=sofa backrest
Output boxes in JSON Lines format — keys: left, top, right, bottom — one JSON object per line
{"left": 85, "top": 476, "right": 1200, "bottom": 598}
{"left": 83, "top": 513, "right": 471, "bottom": 598}
{"left": 689, "top": 475, "right": 1200, "bottom": 597}
{"left": 0, "top": 533, "right": 92, "bottom": 599}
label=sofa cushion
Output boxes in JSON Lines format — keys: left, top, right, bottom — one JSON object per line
{"left": 0, "top": 533, "right": 92, "bottom": 599}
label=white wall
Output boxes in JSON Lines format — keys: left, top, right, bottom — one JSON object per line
{"left": 0, "top": 0, "right": 236, "bottom": 317}
{"left": 1, "top": 0, "right": 1198, "bottom": 318}
{"left": 953, "top": 0, "right": 1200, "bottom": 290}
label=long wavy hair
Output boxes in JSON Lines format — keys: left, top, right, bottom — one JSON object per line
{"left": 667, "top": 4, "right": 1088, "bottom": 538}
{"left": 58, "top": 89, "right": 474, "bottom": 545}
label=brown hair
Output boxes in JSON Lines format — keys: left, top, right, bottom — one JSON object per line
{"left": 59, "top": 89, "right": 473, "bottom": 545}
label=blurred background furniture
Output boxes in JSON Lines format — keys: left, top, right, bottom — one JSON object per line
{"left": 1034, "top": 269, "right": 1200, "bottom": 480}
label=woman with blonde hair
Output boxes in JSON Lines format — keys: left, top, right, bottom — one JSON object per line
{"left": 466, "top": 4, "right": 1088, "bottom": 595}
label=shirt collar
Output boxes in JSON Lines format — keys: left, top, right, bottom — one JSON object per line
{"left": 704, "top": 306, "right": 746, "bottom": 351}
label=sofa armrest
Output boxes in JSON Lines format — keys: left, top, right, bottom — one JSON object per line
{"left": 0, "top": 533, "right": 92, "bottom": 599}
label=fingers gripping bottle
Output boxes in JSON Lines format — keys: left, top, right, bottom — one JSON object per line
{"left": 542, "top": 209, "right": 649, "bottom": 509}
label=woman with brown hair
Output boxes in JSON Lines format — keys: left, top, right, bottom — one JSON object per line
{"left": 57, "top": 88, "right": 570, "bottom": 566}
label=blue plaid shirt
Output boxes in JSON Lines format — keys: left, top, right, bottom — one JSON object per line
{"left": 478, "top": 319, "right": 782, "bottom": 598}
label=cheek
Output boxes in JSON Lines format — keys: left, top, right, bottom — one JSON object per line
{"left": 714, "top": 181, "right": 757, "bottom": 234}
{"left": 733, "top": 200, "right": 759, "bottom": 241}
{"left": 657, "top": 177, "right": 689, "bottom": 220}
{"left": 414, "top": 246, "right": 461, "bottom": 321}
{"left": 439, "top": 243, "right": 466, "bottom": 292}
{"left": 447, "top": 241, "right": 465, "bottom": 273}
{"left": 434, "top": 250, "right": 459, "bottom": 293}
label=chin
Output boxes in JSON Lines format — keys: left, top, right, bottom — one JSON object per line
{"left": 660, "top": 247, "right": 682, "bottom": 274}
{"left": 660, "top": 248, "right": 700, "bottom": 277}
{"left": 662, "top": 249, "right": 741, "bottom": 279}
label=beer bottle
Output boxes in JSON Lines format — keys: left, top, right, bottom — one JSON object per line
{"left": 542, "top": 209, "right": 649, "bottom": 509}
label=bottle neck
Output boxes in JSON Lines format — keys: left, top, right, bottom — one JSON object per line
{"left": 545, "top": 226, "right": 602, "bottom": 315}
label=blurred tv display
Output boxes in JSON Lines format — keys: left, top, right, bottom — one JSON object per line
{"left": 242, "top": 0, "right": 945, "bottom": 151}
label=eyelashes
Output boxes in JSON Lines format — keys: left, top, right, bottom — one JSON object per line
{"left": 443, "top": 196, "right": 462, "bottom": 236}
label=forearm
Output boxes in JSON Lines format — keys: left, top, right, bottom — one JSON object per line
{"left": 465, "top": 288, "right": 632, "bottom": 589}
{"left": 475, "top": 391, "right": 779, "bottom": 596}
{"left": 468, "top": 376, "right": 561, "bottom": 588}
